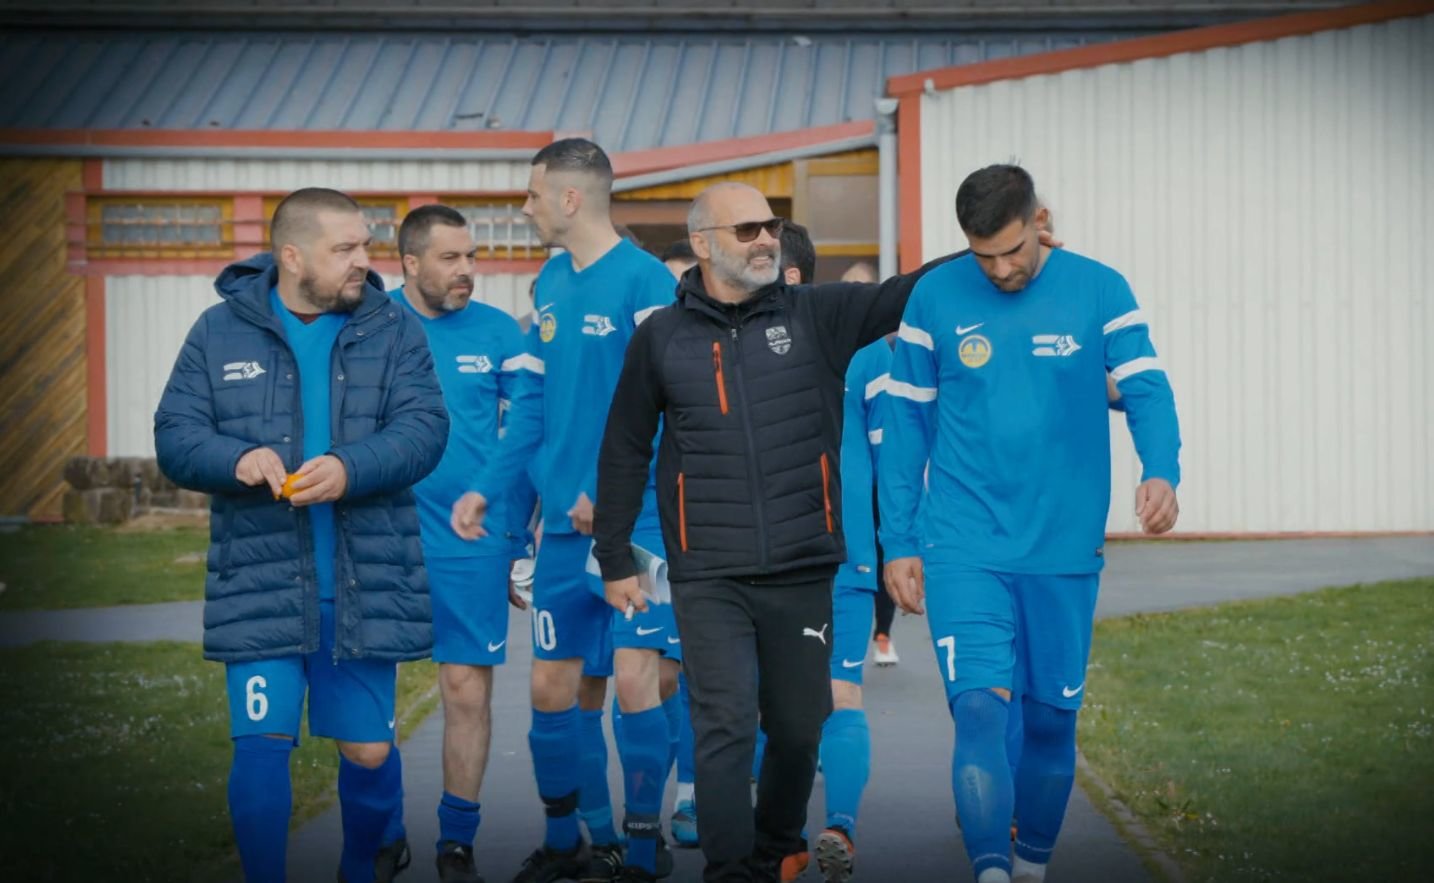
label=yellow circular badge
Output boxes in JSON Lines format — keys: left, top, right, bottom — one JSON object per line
{"left": 539, "top": 312, "right": 557, "bottom": 343}
{"left": 958, "top": 334, "right": 992, "bottom": 368}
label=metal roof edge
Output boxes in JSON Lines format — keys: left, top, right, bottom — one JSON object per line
{"left": 613, "top": 132, "right": 878, "bottom": 192}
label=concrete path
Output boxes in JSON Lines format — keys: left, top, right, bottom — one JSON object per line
{"left": 0, "top": 598, "right": 203, "bottom": 648}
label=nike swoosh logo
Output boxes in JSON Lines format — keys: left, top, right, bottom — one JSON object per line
{"left": 841, "top": 659, "right": 864, "bottom": 669}
{"left": 487, "top": 640, "right": 506, "bottom": 652}
{"left": 1062, "top": 683, "right": 1085, "bottom": 698}
{"left": 387, "top": 718, "right": 396, "bottom": 729}
{"left": 956, "top": 323, "right": 984, "bottom": 335}
{"left": 667, "top": 636, "right": 681, "bottom": 645}
{"left": 537, "top": 303, "right": 555, "bottom": 313}
{"left": 636, "top": 626, "right": 662, "bottom": 636}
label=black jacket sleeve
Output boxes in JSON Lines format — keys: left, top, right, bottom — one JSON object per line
{"left": 594, "top": 314, "right": 667, "bottom": 582}
{"left": 808, "top": 250, "right": 968, "bottom": 369}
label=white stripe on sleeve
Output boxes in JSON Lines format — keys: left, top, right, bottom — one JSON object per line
{"left": 884, "top": 379, "right": 937, "bottom": 402}
{"left": 1103, "top": 309, "right": 1147, "bottom": 335}
{"left": 865, "top": 373, "right": 889, "bottom": 401}
{"left": 501, "top": 354, "right": 546, "bottom": 375}
{"left": 897, "top": 322, "right": 934, "bottom": 351}
{"left": 1110, "top": 356, "right": 1162, "bottom": 382}
{"left": 633, "top": 305, "right": 663, "bottom": 326}
{"left": 867, "top": 428, "right": 884, "bottom": 445}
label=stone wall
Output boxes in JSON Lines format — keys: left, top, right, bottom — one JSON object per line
{"left": 62, "top": 457, "right": 208, "bottom": 524}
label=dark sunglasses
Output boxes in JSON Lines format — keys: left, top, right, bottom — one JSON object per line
{"left": 698, "top": 217, "right": 785, "bottom": 243}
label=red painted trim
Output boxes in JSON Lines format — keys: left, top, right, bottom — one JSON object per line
{"left": 65, "top": 192, "right": 87, "bottom": 267}
{"left": 233, "top": 194, "right": 264, "bottom": 260}
{"left": 611, "top": 120, "right": 876, "bottom": 178}
{"left": 888, "top": 0, "right": 1434, "bottom": 96}
{"left": 1106, "top": 530, "right": 1434, "bottom": 542}
{"left": 82, "top": 158, "right": 103, "bottom": 190}
{"left": 897, "top": 96, "right": 923, "bottom": 273}
{"left": 0, "top": 128, "right": 556, "bottom": 150}
{"left": 75, "top": 257, "right": 546, "bottom": 276}
{"left": 85, "top": 277, "right": 106, "bottom": 457}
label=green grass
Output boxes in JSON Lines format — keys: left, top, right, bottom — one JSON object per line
{"left": 0, "top": 641, "right": 438, "bottom": 882}
{"left": 1079, "top": 578, "right": 1434, "bottom": 882}
{"left": 0, "top": 524, "right": 208, "bottom": 610}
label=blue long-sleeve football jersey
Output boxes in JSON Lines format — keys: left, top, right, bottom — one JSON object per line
{"left": 473, "top": 238, "right": 671, "bottom": 537}
{"left": 392, "top": 288, "right": 537, "bottom": 559}
{"left": 878, "top": 249, "right": 1180, "bottom": 574}
{"left": 835, "top": 338, "right": 892, "bottom": 590}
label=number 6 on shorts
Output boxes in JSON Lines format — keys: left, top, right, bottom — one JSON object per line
{"left": 245, "top": 675, "right": 269, "bottom": 721}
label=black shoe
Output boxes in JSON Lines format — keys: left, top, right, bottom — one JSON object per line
{"left": 578, "top": 842, "right": 624, "bottom": 882}
{"left": 375, "top": 838, "right": 413, "bottom": 883}
{"left": 654, "top": 836, "right": 674, "bottom": 879}
{"left": 437, "top": 841, "right": 485, "bottom": 883}
{"left": 512, "top": 842, "right": 588, "bottom": 883}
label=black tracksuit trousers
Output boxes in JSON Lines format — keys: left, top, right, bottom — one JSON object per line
{"left": 671, "top": 575, "right": 835, "bottom": 883}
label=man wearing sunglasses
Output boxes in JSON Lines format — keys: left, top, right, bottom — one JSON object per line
{"left": 591, "top": 182, "right": 952, "bottom": 883}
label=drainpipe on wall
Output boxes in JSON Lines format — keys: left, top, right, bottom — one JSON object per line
{"left": 875, "top": 97, "right": 899, "bottom": 280}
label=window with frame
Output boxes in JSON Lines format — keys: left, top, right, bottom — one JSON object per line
{"left": 452, "top": 201, "right": 545, "bottom": 259}
{"left": 87, "top": 197, "right": 233, "bottom": 257}
{"left": 260, "top": 195, "right": 405, "bottom": 256}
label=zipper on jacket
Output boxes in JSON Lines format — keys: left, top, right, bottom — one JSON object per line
{"left": 819, "top": 452, "right": 835, "bottom": 534}
{"left": 728, "top": 325, "right": 770, "bottom": 567}
{"left": 711, "top": 341, "right": 729, "bottom": 415}
{"left": 677, "top": 472, "right": 688, "bottom": 552}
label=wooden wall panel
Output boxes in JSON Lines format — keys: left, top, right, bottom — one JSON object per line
{"left": 0, "top": 158, "right": 86, "bottom": 520}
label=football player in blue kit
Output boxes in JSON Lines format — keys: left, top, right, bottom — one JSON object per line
{"left": 386, "top": 204, "right": 541, "bottom": 883}
{"left": 451, "top": 138, "right": 682, "bottom": 883}
{"left": 880, "top": 165, "right": 1181, "bottom": 883}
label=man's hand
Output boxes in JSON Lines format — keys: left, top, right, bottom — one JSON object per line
{"left": 883, "top": 556, "right": 926, "bottom": 616}
{"left": 1037, "top": 229, "right": 1064, "bottom": 250}
{"left": 236, "top": 447, "right": 287, "bottom": 498}
{"left": 450, "top": 492, "right": 489, "bottom": 540}
{"left": 1136, "top": 478, "right": 1179, "bottom": 534}
{"left": 287, "top": 455, "right": 349, "bottom": 506}
{"left": 604, "top": 575, "right": 647, "bottom": 617}
{"left": 568, "top": 492, "right": 595, "bottom": 535}
{"left": 508, "top": 558, "right": 533, "bottom": 611}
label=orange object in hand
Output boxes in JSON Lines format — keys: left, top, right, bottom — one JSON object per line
{"left": 279, "top": 473, "right": 302, "bottom": 500}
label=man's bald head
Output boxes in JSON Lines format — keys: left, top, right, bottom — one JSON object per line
{"left": 687, "top": 182, "right": 772, "bottom": 234}
{"left": 271, "top": 187, "right": 362, "bottom": 251}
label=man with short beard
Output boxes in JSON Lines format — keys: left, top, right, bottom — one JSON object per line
{"left": 592, "top": 182, "right": 951, "bottom": 883}
{"left": 384, "top": 204, "right": 541, "bottom": 883}
{"left": 154, "top": 187, "right": 448, "bottom": 883}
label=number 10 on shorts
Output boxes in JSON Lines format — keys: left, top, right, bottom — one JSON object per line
{"left": 937, "top": 635, "right": 957, "bottom": 682}
{"left": 533, "top": 609, "right": 557, "bottom": 652}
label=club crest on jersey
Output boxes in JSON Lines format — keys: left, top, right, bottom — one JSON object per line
{"left": 583, "top": 314, "right": 616, "bottom": 337}
{"left": 1032, "top": 334, "right": 1081, "bottom": 357}
{"left": 958, "top": 334, "right": 991, "bottom": 368}
{"left": 765, "top": 325, "right": 792, "bottom": 355}
{"left": 539, "top": 312, "right": 558, "bottom": 343}
{"left": 456, "top": 354, "right": 493, "bottom": 374}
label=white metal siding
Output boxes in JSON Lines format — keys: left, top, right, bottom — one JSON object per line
{"left": 106, "top": 273, "right": 538, "bottom": 457}
{"left": 106, "top": 276, "right": 220, "bottom": 458}
{"left": 103, "top": 158, "right": 532, "bottom": 192}
{"left": 917, "top": 14, "right": 1434, "bottom": 533}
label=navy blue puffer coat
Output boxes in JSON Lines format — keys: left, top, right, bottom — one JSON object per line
{"left": 155, "top": 253, "right": 448, "bottom": 663}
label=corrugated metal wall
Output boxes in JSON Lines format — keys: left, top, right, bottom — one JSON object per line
{"left": 103, "top": 158, "right": 532, "bottom": 192}
{"left": 105, "top": 273, "right": 537, "bottom": 457}
{"left": 0, "top": 158, "right": 88, "bottom": 520}
{"left": 916, "top": 14, "right": 1434, "bottom": 533}
{"left": 105, "top": 276, "right": 219, "bottom": 458}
